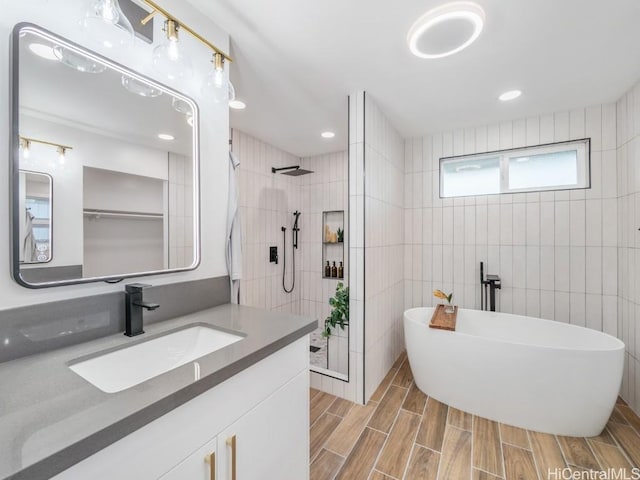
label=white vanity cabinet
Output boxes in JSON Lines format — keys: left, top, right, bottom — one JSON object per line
{"left": 53, "top": 338, "right": 309, "bottom": 480}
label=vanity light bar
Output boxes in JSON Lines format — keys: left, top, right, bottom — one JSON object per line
{"left": 19, "top": 136, "right": 73, "bottom": 152}
{"left": 139, "top": 0, "right": 233, "bottom": 63}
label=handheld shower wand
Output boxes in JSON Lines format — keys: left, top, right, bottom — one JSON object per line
{"left": 281, "top": 211, "right": 301, "bottom": 293}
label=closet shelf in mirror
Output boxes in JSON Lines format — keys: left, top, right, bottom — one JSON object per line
{"left": 83, "top": 209, "right": 163, "bottom": 220}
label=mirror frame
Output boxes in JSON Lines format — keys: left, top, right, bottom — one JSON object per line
{"left": 10, "top": 23, "right": 201, "bottom": 288}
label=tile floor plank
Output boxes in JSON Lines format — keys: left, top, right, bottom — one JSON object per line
{"left": 415, "top": 397, "right": 449, "bottom": 452}
{"left": 449, "top": 407, "right": 472, "bottom": 431}
{"left": 405, "top": 445, "right": 440, "bottom": 480}
{"left": 500, "top": 423, "right": 530, "bottom": 449}
{"left": 311, "top": 391, "right": 337, "bottom": 425}
{"left": 608, "top": 421, "right": 640, "bottom": 466}
{"left": 618, "top": 405, "right": 640, "bottom": 433}
{"left": 503, "top": 444, "right": 539, "bottom": 480}
{"left": 392, "top": 351, "right": 407, "bottom": 369}
{"left": 310, "top": 449, "right": 344, "bottom": 480}
{"left": 472, "top": 469, "right": 503, "bottom": 480}
{"left": 369, "top": 470, "right": 395, "bottom": 480}
{"left": 367, "top": 385, "right": 407, "bottom": 433}
{"left": 375, "top": 410, "right": 420, "bottom": 478}
{"left": 370, "top": 368, "right": 398, "bottom": 402}
{"left": 310, "top": 413, "right": 343, "bottom": 461}
{"left": 392, "top": 359, "right": 413, "bottom": 388}
{"left": 528, "top": 431, "right": 566, "bottom": 479}
{"left": 473, "top": 417, "right": 505, "bottom": 477}
{"left": 438, "top": 426, "right": 472, "bottom": 480}
{"left": 589, "top": 427, "right": 616, "bottom": 446}
{"left": 325, "top": 403, "right": 376, "bottom": 457}
{"left": 589, "top": 439, "right": 633, "bottom": 470}
{"left": 609, "top": 407, "right": 629, "bottom": 425}
{"left": 557, "top": 436, "right": 600, "bottom": 471}
{"left": 402, "top": 382, "right": 427, "bottom": 415}
{"left": 335, "top": 427, "right": 387, "bottom": 480}
{"left": 328, "top": 397, "right": 354, "bottom": 417}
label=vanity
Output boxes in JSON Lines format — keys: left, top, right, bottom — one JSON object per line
{"left": 0, "top": 303, "right": 314, "bottom": 480}
{"left": 0, "top": 13, "right": 315, "bottom": 480}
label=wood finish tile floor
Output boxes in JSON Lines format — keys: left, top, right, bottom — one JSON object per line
{"left": 310, "top": 353, "right": 640, "bottom": 480}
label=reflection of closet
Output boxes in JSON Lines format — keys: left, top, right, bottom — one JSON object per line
{"left": 82, "top": 166, "right": 166, "bottom": 277}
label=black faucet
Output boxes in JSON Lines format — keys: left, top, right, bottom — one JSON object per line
{"left": 124, "top": 283, "right": 160, "bottom": 337}
{"left": 480, "top": 262, "right": 501, "bottom": 312}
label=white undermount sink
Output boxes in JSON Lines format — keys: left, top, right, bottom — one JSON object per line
{"left": 69, "top": 325, "right": 244, "bottom": 393}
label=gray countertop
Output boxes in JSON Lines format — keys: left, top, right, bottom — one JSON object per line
{"left": 0, "top": 303, "right": 316, "bottom": 480}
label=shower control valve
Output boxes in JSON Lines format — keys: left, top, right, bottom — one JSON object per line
{"left": 269, "top": 246, "right": 278, "bottom": 264}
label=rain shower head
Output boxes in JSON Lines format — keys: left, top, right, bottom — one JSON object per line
{"left": 271, "top": 165, "right": 314, "bottom": 176}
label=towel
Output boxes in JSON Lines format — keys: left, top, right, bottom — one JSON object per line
{"left": 226, "top": 150, "right": 242, "bottom": 303}
{"left": 23, "top": 208, "right": 37, "bottom": 263}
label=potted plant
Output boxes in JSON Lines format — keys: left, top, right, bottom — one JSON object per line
{"left": 322, "top": 282, "right": 349, "bottom": 337}
{"left": 337, "top": 228, "right": 344, "bottom": 243}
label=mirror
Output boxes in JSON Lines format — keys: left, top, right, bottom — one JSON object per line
{"left": 19, "top": 171, "right": 52, "bottom": 265}
{"left": 11, "top": 24, "right": 200, "bottom": 288}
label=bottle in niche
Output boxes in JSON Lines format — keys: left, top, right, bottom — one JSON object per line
{"left": 338, "top": 261, "right": 344, "bottom": 279}
{"left": 324, "top": 261, "right": 331, "bottom": 278}
{"left": 331, "top": 261, "right": 337, "bottom": 278}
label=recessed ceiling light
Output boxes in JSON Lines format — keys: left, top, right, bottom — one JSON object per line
{"left": 321, "top": 131, "right": 335, "bottom": 139}
{"left": 229, "top": 100, "right": 246, "bottom": 110}
{"left": 158, "top": 133, "right": 175, "bottom": 141}
{"left": 499, "top": 89, "right": 522, "bottom": 101}
{"left": 29, "top": 43, "right": 58, "bottom": 61}
{"left": 407, "top": 2, "right": 485, "bottom": 59}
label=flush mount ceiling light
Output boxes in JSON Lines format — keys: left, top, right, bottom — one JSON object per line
{"left": 407, "top": 2, "right": 485, "bottom": 59}
{"left": 158, "top": 133, "right": 175, "bottom": 140}
{"left": 321, "top": 131, "right": 335, "bottom": 139}
{"left": 229, "top": 100, "right": 246, "bottom": 110}
{"left": 28, "top": 43, "right": 58, "bottom": 61}
{"left": 499, "top": 89, "right": 522, "bottom": 101}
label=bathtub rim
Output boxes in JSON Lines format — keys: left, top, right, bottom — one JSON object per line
{"left": 404, "top": 307, "right": 625, "bottom": 353}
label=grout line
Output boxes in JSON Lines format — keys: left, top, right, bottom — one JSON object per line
{"left": 524, "top": 429, "right": 542, "bottom": 480}
{"left": 598, "top": 426, "right": 637, "bottom": 470}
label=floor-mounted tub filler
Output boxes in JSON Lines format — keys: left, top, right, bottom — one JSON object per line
{"left": 404, "top": 307, "right": 625, "bottom": 437}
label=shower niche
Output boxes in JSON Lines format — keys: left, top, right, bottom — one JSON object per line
{"left": 322, "top": 210, "right": 344, "bottom": 279}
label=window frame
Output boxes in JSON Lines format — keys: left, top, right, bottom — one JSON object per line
{"left": 439, "top": 138, "right": 591, "bottom": 198}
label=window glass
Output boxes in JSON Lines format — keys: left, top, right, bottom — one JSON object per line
{"left": 441, "top": 156, "right": 500, "bottom": 197}
{"left": 508, "top": 150, "right": 578, "bottom": 190}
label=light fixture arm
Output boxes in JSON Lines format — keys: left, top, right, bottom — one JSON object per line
{"left": 139, "top": 0, "right": 233, "bottom": 63}
{"left": 19, "top": 136, "right": 73, "bottom": 152}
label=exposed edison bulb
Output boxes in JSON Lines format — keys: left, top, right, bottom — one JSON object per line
{"left": 80, "top": 0, "right": 135, "bottom": 50}
{"left": 202, "top": 53, "right": 228, "bottom": 103}
{"left": 152, "top": 20, "right": 192, "bottom": 81}
{"left": 20, "top": 138, "right": 31, "bottom": 159}
{"left": 57, "top": 146, "right": 66, "bottom": 165}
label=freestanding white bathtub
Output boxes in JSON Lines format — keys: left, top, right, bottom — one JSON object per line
{"left": 404, "top": 307, "right": 625, "bottom": 437}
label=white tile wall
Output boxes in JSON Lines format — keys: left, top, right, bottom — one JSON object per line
{"left": 362, "top": 93, "right": 406, "bottom": 402}
{"left": 617, "top": 79, "right": 640, "bottom": 415}
{"left": 233, "top": 130, "right": 302, "bottom": 314}
{"left": 403, "top": 104, "right": 618, "bottom": 346}
{"left": 168, "top": 152, "right": 194, "bottom": 268}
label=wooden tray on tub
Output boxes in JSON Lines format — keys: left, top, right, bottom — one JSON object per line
{"left": 429, "top": 304, "right": 458, "bottom": 331}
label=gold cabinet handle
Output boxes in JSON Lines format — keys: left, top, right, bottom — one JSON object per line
{"left": 226, "top": 435, "right": 237, "bottom": 480}
{"left": 204, "top": 451, "right": 216, "bottom": 480}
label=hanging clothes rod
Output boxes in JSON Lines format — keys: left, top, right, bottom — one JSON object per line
{"left": 83, "top": 209, "right": 163, "bottom": 220}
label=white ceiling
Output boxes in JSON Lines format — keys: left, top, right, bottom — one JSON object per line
{"left": 186, "top": 0, "right": 640, "bottom": 158}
